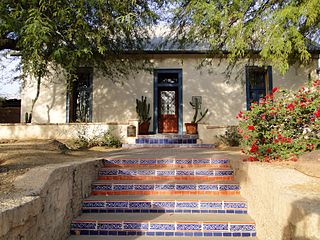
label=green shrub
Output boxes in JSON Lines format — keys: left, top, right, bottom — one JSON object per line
{"left": 71, "top": 128, "right": 122, "bottom": 149}
{"left": 237, "top": 79, "right": 320, "bottom": 161}
{"left": 99, "top": 130, "right": 122, "bottom": 148}
{"left": 218, "top": 126, "right": 242, "bottom": 146}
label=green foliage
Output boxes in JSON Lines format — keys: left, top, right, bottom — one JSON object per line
{"left": 136, "top": 96, "right": 151, "bottom": 124}
{"left": 0, "top": 0, "right": 164, "bottom": 86}
{"left": 237, "top": 80, "right": 320, "bottom": 161}
{"left": 189, "top": 99, "right": 208, "bottom": 124}
{"left": 170, "top": 0, "right": 320, "bottom": 74}
{"left": 218, "top": 126, "right": 242, "bottom": 147}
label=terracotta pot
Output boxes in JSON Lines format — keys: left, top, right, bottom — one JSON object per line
{"left": 185, "top": 123, "right": 198, "bottom": 134}
{"left": 138, "top": 122, "right": 150, "bottom": 135}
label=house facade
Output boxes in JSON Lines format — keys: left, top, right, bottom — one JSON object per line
{"left": 19, "top": 53, "right": 319, "bottom": 142}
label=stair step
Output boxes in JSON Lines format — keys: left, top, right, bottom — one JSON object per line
{"left": 85, "top": 194, "right": 247, "bottom": 201}
{"left": 135, "top": 138, "right": 197, "bottom": 144}
{"left": 122, "top": 144, "right": 214, "bottom": 148}
{"left": 98, "top": 168, "right": 234, "bottom": 181}
{"left": 91, "top": 180, "right": 240, "bottom": 195}
{"left": 137, "top": 134, "right": 198, "bottom": 139}
{"left": 82, "top": 195, "right": 247, "bottom": 214}
{"left": 70, "top": 213, "right": 256, "bottom": 237}
{"left": 69, "top": 236, "right": 258, "bottom": 239}
{"left": 103, "top": 158, "right": 230, "bottom": 168}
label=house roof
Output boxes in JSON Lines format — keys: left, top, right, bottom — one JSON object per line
{"left": 143, "top": 27, "right": 320, "bottom": 54}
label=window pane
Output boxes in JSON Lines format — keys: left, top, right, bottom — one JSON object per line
{"left": 158, "top": 73, "right": 178, "bottom": 84}
{"left": 69, "top": 68, "right": 92, "bottom": 122}
{"left": 160, "top": 91, "right": 176, "bottom": 114}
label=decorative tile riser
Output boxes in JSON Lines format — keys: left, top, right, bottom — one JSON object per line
{"left": 122, "top": 144, "right": 214, "bottom": 148}
{"left": 71, "top": 221, "right": 255, "bottom": 233}
{"left": 137, "top": 134, "right": 198, "bottom": 139}
{"left": 98, "top": 176, "right": 233, "bottom": 181}
{"left": 135, "top": 139, "right": 197, "bottom": 144}
{"left": 82, "top": 200, "right": 247, "bottom": 213}
{"left": 92, "top": 183, "right": 240, "bottom": 191}
{"left": 98, "top": 169, "right": 234, "bottom": 180}
{"left": 92, "top": 190, "right": 240, "bottom": 195}
{"left": 70, "top": 230, "right": 256, "bottom": 237}
{"left": 82, "top": 209, "right": 248, "bottom": 214}
{"left": 103, "top": 159, "right": 229, "bottom": 168}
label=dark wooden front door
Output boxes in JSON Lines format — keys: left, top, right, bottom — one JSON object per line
{"left": 158, "top": 87, "right": 178, "bottom": 133}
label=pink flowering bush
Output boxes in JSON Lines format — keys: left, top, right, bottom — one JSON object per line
{"left": 237, "top": 79, "right": 320, "bottom": 161}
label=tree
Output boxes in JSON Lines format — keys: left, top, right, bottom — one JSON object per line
{"left": 0, "top": 0, "right": 164, "bottom": 121}
{"left": 170, "top": 0, "right": 320, "bottom": 74}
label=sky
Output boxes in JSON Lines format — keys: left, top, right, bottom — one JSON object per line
{"left": 0, "top": 50, "right": 21, "bottom": 99}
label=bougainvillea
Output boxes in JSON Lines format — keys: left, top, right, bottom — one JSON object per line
{"left": 237, "top": 79, "right": 320, "bottom": 161}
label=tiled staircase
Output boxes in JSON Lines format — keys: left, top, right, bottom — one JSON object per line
{"left": 69, "top": 158, "right": 257, "bottom": 239}
{"left": 122, "top": 134, "right": 214, "bottom": 148}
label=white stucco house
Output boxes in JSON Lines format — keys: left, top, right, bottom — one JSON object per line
{"left": 4, "top": 34, "right": 319, "bottom": 143}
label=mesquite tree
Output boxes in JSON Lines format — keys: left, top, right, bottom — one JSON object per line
{"left": 0, "top": 0, "right": 164, "bottom": 122}
{"left": 169, "top": 0, "right": 320, "bottom": 74}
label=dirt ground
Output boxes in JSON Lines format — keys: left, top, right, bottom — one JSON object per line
{"left": 0, "top": 140, "right": 120, "bottom": 202}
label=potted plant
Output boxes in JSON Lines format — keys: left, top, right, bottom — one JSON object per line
{"left": 136, "top": 96, "right": 151, "bottom": 135}
{"left": 185, "top": 98, "right": 208, "bottom": 134}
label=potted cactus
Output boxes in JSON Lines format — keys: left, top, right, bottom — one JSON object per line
{"left": 136, "top": 96, "right": 151, "bottom": 135}
{"left": 185, "top": 98, "right": 208, "bottom": 134}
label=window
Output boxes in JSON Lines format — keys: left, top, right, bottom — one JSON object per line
{"left": 246, "top": 66, "right": 272, "bottom": 109}
{"left": 68, "top": 67, "right": 93, "bottom": 122}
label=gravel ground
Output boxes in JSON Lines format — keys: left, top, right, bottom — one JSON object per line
{"left": 0, "top": 140, "right": 119, "bottom": 203}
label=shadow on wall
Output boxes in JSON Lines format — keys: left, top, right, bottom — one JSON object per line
{"left": 282, "top": 197, "right": 320, "bottom": 240}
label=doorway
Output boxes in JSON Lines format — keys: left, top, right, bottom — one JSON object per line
{"left": 154, "top": 69, "right": 182, "bottom": 134}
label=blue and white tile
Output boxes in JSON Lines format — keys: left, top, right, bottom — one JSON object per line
{"left": 118, "top": 169, "right": 137, "bottom": 175}
{"left": 155, "top": 184, "right": 175, "bottom": 190}
{"left": 224, "top": 202, "right": 247, "bottom": 209}
{"left": 134, "top": 184, "right": 154, "bottom": 190}
{"left": 123, "top": 222, "right": 149, "bottom": 230}
{"left": 121, "top": 159, "right": 139, "bottom": 164}
{"left": 71, "top": 222, "right": 96, "bottom": 230}
{"left": 152, "top": 201, "right": 175, "bottom": 209}
{"left": 176, "top": 202, "right": 198, "bottom": 208}
{"left": 92, "top": 185, "right": 112, "bottom": 191}
{"left": 82, "top": 201, "right": 105, "bottom": 208}
{"left": 230, "top": 224, "right": 256, "bottom": 232}
{"left": 176, "top": 223, "right": 202, "bottom": 231}
{"left": 149, "top": 223, "right": 175, "bottom": 231}
{"left": 105, "top": 201, "right": 128, "bottom": 208}
{"left": 197, "top": 184, "right": 219, "bottom": 191}
{"left": 129, "top": 201, "right": 152, "bottom": 209}
{"left": 219, "top": 184, "right": 240, "bottom": 190}
{"left": 215, "top": 170, "right": 233, "bottom": 176}
{"left": 176, "top": 170, "right": 194, "bottom": 175}
{"left": 176, "top": 184, "right": 197, "bottom": 190}
{"left": 112, "top": 184, "right": 134, "bottom": 191}
{"left": 138, "top": 170, "right": 156, "bottom": 176}
{"left": 98, "top": 223, "right": 122, "bottom": 230}
{"left": 192, "top": 159, "right": 210, "bottom": 164}
{"left": 140, "top": 159, "right": 157, "bottom": 164}
{"left": 99, "top": 169, "right": 118, "bottom": 176}
{"left": 175, "top": 159, "right": 192, "bottom": 164}
{"left": 195, "top": 170, "right": 214, "bottom": 176}
{"left": 156, "top": 170, "right": 175, "bottom": 176}
{"left": 202, "top": 223, "right": 228, "bottom": 231}
{"left": 200, "top": 202, "right": 223, "bottom": 209}
{"left": 157, "top": 159, "right": 174, "bottom": 164}
{"left": 211, "top": 159, "right": 229, "bottom": 164}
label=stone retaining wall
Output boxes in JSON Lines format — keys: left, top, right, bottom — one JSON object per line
{"left": 0, "top": 159, "right": 103, "bottom": 240}
{"left": 231, "top": 159, "right": 320, "bottom": 240}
